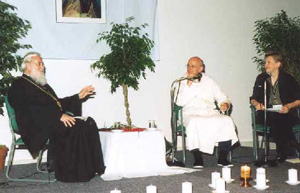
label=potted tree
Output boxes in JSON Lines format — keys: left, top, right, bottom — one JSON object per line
{"left": 253, "top": 10, "right": 300, "bottom": 84}
{"left": 0, "top": 1, "right": 32, "bottom": 115}
{"left": 91, "top": 17, "right": 155, "bottom": 128}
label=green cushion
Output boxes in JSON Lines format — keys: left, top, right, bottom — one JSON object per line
{"left": 15, "top": 137, "right": 25, "bottom": 145}
{"left": 4, "top": 96, "right": 19, "bottom": 133}
{"left": 256, "top": 124, "right": 300, "bottom": 133}
{"left": 293, "top": 124, "right": 300, "bottom": 132}
{"left": 176, "top": 125, "right": 185, "bottom": 132}
{"left": 255, "top": 124, "right": 271, "bottom": 133}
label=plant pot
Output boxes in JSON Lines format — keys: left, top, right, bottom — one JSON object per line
{"left": 0, "top": 146, "right": 8, "bottom": 171}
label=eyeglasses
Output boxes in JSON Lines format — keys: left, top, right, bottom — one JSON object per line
{"left": 186, "top": 64, "right": 204, "bottom": 68}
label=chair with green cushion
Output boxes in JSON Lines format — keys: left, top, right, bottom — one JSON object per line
{"left": 251, "top": 105, "right": 300, "bottom": 160}
{"left": 4, "top": 96, "right": 56, "bottom": 182}
{"left": 171, "top": 104, "right": 233, "bottom": 165}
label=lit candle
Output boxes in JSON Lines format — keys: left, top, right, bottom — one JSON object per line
{"left": 215, "top": 178, "right": 226, "bottom": 193}
{"left": 110, "top": 188, "right": 121, "bottom": 193}
{"left": 288, "top": 168, "right": 298, "bottom": 183}
{"left": 241, "top": 165, "right": 251, "bottom": 178}
{"left": 211, "top": 171, "right": 221, "bottom": 189}
{"left": 146, "top": 185, "right": 157, "bottom": 193}
{"left": 222, "top": 167, "right": 231, "bottom": 182}
{"left": 256, "top": 168, "right": 266, "bottom": 189}
{"left": 182, "top": 181, "right": 192, "bottom": 193}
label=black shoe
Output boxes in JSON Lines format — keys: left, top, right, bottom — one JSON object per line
{"left": 47, "top": 159, "right": 55, "bottom": 172}
{"left": 192, "top": 150, "right": 204, "bottom": 169}
{"left": 217, "top": 159, "right": 233, "bottom": 167}
{"left": 275, "top": 154, "right": 287, "bottom": 163}
{"left": 193, "top": 160, "right": 204, "bottom": 169}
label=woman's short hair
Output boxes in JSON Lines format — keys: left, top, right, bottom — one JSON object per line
{"left": 265, "top": 50, "right": 282, "bottom": 63}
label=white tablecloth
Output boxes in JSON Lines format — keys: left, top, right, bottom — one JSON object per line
{"left": 99, "top": 130, "right": 196, "bottom": 181}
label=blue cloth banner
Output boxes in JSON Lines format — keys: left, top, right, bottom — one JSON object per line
{"left": 6, "top": 0, "right": 159, "bottom": 60}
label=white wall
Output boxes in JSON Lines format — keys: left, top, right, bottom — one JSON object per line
{"left": 1, "top": 0, "right": 300, "bottom": 163}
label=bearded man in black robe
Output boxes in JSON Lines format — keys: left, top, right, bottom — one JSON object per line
{"left": 8, "top": 52, "right": 105, "bottom": 182}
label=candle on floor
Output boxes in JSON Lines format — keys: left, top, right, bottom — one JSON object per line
{"left": 288, "top": 168, "right": 298, "bottom": 183}
{"left": 146, "top": 185, "right": 157, "bottom": 193}
{"left": 222, "top": 167, "right": 231, "bottom": 182}
{"left": 215, "top": 178, "right": 226, "bottom": 193}
{"left": 256, "top": 168, "right": 266, "bottom": 189}
{"left": 241, "top": 165, "right": 251, "bottom": 178}
{"left": 110, "top": 188, "right": 121, "bottom": 193}
{"left": 182, "top": 181, "right": 192, "bottom": 193}
{"left": 211, "top": 171, "right": 221, "bottom": 189}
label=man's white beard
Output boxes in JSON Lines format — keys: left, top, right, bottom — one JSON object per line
{"left": 29, "top": 68, "right": 47, "bottom": 86}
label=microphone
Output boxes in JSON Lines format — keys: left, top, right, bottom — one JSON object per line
{"left": 196, "top": 73, "right": 202, "bottom": 82}
{"left": 263, "top": 72, "right": 271, "bottom": 81}
{"left": 176, "top": 73, "right": 202, "bottom": 82}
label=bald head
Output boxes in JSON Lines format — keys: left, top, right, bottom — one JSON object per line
{"left": 187, "top": 56, "right": 204, "bottom": 77}
{"left": 188, "top": 57, "right": 203, "bottom": 67}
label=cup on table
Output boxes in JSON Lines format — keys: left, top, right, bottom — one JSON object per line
{"left": 114, "top": 122, "right": 121, "bottom": 129}
{"left": 148, "top": 120, "right": 156, "bottom": 128}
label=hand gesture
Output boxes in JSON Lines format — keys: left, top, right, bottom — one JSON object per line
{"left": 78, "top": 85, "right": 95, "bottom": 100}
{"left": 220, "top": 102, "right": 229, "bottom": 112}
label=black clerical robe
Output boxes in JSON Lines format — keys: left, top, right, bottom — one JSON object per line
{"left": 8, "top": 74, "right": 105, "bottom": 182}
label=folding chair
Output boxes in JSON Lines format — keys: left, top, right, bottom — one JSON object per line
{"left": 4, "top": 96, "right": 56, "bottom": 182}
{"left": 251, "top": 105, "right": 300, "bottom": 161}
{"left": 171, "top": 103, "right": 233, "bottom": 165}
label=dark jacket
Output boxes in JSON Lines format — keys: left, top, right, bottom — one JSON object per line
{"left": 250, "top": 71, "right": 300, "bottom": 108}
{"left": 7, "top": 74, "right": 82, "bottom": 155}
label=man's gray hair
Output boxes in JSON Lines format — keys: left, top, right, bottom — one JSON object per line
{"left": 21, "top": 52, "right": 41, "bottom": 71}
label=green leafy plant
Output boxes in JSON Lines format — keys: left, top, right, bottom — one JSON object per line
{"left": 0, "top": 2, "right": 31, "bottom": 115}
{"left": 91, "top": 17, "right": 155, "bottom": 127}
{"left": 253, "top": 10, "right": 300, "bottom": 84}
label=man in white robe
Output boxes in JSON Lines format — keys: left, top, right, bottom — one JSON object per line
{"left": 175, "top": 57, "right": 238, "bottom": 168}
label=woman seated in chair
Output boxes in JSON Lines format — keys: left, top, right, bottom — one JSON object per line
{"left": 250, "top": 51, "right": 300, "bottom": 163}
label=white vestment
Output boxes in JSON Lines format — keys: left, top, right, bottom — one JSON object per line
{"left": 175, "top": 73, "right": 239, "bottom": 154}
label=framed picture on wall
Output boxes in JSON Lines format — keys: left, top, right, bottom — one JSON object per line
{"left": 56, "top": 0, "right": 106, "bottom": 23}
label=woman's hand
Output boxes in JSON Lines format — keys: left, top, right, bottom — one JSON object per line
{"left": 280, "top": 105, "right": 290, "bottom": 114}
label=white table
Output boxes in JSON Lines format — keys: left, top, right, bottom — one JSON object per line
{"left": 99, "top": 130, "right": 195, "bottom": 181}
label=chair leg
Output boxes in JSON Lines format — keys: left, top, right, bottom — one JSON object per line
{"left": 5, "top": 142, "right": 15, "bottom": 181}
{"left": 6, "top": 145, "right": 56, "bottom": 183}
{"left": 182, "top": 136, "right": 186, "bottom": 165}
{"left": 36, "top": 149, "right": 48, "bottom": 173}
